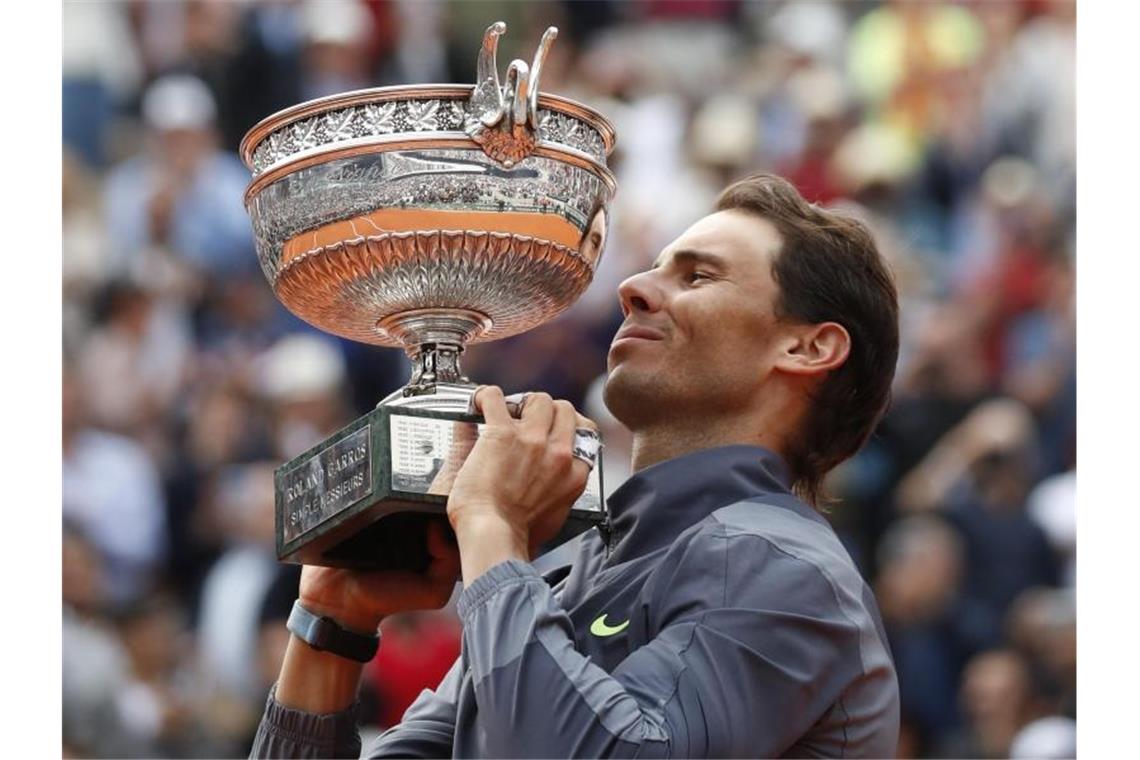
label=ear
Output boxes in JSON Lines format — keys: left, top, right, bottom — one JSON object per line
{"left": 773, "top": 321, "right": 851, "bottom": 377}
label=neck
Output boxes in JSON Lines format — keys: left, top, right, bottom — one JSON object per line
{"left": 630, "top": 412, "right": 786, "bottom": 472}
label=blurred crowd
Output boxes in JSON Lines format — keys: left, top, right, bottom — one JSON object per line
{"left": 62, "top": 1, "right": 1075, "bottom": 758}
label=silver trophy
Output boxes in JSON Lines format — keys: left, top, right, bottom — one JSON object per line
{"left": 240, "top": 22, "right": 616, "bottom": 571}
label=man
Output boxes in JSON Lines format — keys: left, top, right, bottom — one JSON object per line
{"left": 251, "top": 174, "right": 901, "bottom": 757}
{"left": 103, "top": 73, "right": 255, "bottom": 278}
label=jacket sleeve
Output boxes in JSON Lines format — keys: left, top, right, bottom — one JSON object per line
{"left": 249, "top": 685, "right": 363, "bottom": 759}
{"left": 455, "top": 525, "right": 877, "bottom": 758}
{"left": 250, "top": 657, "right": 463, "bottom": 759}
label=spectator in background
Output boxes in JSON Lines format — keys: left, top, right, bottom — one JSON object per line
{"left": 77, "top": 279, "right": 190, "bottom": 442}
{"left": 192, "top": 332, "right": 352, "bottom": 737}
{"left": 846, "top": 1, "right": 986, "bottom": 142}
{"left": 775, "top": 63, "right": 851, "bottom": 205}
{"left": 298, "top": 0, "right": 377, "bottom": 101}
{"left": 111, "top": 595, "right": 200, "bottom": 757}
{"left": 177, "top": 0, "right": 303, "bottom": 153}
{"left": 63, "top": 523, "right": 133, "bottom": 757}
{"left": 897, "top": 399, "right": 1060, "bottom": 648}
{"left": 1006, "top": 587, "right": 1076, "bottom": 720}
{"left": 63, "top": 358, "right": 168, "bottom": 607}
{"left": 831, "top": 298, "right": 993, "bottom": 572}
{"left": 981, "top": 0, "right": 1075, "bottom": 209}
{"left": 195, "top": 462, "right": 281, "bottom": 740}
{"left": 103, "top": 73, "right": 255, "bottom": 279}
{"left": 875, "top": 516, "right": 987, "bottom": 753}
{"left": 161, "top": 374, "right": 274, "bottom": 617}
{"left": 939, "top": 649, "right": 1043, "bottom": 759}
{"left": 62, "top": 0, "right": 142, "bottom": 168}
{"left": 256, "top": 332, "right": 352, "bottom": 460}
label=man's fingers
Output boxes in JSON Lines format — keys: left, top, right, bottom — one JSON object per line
{"left": 518, "top": 392, "right": 554, "bottom": 437}
{"left": 472, "top": 385, "right": 513, "bottom": 427}
{"left": 550, "top": 399, "right": 578, "bottom": 450}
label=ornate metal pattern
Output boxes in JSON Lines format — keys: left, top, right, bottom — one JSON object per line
{"left": 249, "top": 100, "right": 606, "bottom": 176}
{"left": 247, "top": 149, "right": 606, "bottom": 288}
{"left": 273, "top": 230, "right": 594, "bottom": 347}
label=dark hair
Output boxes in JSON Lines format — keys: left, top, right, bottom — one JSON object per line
{"left": 716, "top": 173, "right": 899, "bottom": 506}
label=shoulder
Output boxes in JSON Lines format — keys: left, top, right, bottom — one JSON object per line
{"left": 657, "top": 496, "right": 860, "bottom": 584}
{"left": 650, "top": 497, "right": 890, "bottom": 662}
{"left": 706, "top": 498, "right": 871, "bottom": 614}
{"left": 718, "top": 499, "right": 894, "bottom": 675}
{"left": 708, "top": 497, "right": 863, "bottom": 592}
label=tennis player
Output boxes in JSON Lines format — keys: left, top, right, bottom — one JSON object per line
{"left": 252, "top": 173, "right": 901, "bottom": 758}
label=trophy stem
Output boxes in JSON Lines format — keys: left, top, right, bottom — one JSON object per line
{"left": 407, "top": 341, "right": 470, "bottom": 390}
{"left": 376, "top": 308, "right": 492, "bottom": 411}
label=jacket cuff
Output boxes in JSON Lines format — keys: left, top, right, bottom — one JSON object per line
{"left": 456, "top": 559, "right": 543, "bottom": 621}
{"left": 252, "top": 684, "right": 362, "bottom": 759}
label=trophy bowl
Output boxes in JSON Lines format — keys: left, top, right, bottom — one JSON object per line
{"left": 240, "top": 23, "right": 617, "bottom": 571}
{"left": 241, "top": 23, "right": 614, "bottom": 394}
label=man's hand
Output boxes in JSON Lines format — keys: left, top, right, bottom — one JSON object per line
{"left": 447, "top": 386, "right": 596, "bottom": 583}
{"left": 297, "top": 519, "right": 461, "bottom": 633}
{"left": 275, "top": 520, "right": 460, "bottom": 714}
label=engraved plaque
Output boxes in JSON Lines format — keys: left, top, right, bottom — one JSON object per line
{"left": 388, "top": 412, "right": 603, "bottom": 512}
{"left": 280, "top": 426, "right": 372, "bottom": 543}
{"left": 390, "top": 415, "right": 464, "bottom": 493}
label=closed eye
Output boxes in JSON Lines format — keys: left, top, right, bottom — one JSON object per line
{"left": 686, "top": 270, "right": 715, "bottom": 285}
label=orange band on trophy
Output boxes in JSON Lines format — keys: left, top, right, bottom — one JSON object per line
{"left": 281, "top": 207, "right": 584, "bottom": 266}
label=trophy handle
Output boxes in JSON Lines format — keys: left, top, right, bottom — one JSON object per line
{"left": 528, "top": 27, "right": 558, "bottom": 129}
{"left": 471, "top": 22, "right": 507, "bottom": 128}
{"left": 505, "top": 60, "right": 530, "bottom": 131}
{"left": 465, "top": 22, "right": 558, "bottom": 167}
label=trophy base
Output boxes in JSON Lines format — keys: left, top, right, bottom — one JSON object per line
{"left": 275, "top": 403, "right": 605, "bottom": 572}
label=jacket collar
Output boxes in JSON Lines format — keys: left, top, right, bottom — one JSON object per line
{"left": 602, "top": 444, "right": 796, "bottom": 564}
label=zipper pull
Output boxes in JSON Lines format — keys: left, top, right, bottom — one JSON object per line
{"left": 598, "top": 511, "right": 614, "bottom": 557}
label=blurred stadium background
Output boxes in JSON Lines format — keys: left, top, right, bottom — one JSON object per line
{"left": 61, "top": 1, "right": 1075, "bottom": 757}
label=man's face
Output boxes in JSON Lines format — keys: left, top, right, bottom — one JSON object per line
{"left": 603, "top": 210, "right": 790, "bottom": 429}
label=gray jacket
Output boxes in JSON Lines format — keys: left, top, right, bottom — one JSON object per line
{"left": 251, "top": 445, "right": 899, "bottom": 758}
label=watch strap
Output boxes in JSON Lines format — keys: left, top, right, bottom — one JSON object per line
{"left": 287, "top": 601, "right": 380, "bottom": 663}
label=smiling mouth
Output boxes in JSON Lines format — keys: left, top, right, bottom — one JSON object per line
{"left": 612, "top": 325, "right": 666, "bottom": 344}
{"left": 611, "top": 336, "right": 659, "bottom": 349}
{"left": 609, "top": 332, "right": 665, "bottom": 358}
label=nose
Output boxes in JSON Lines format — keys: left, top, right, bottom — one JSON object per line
{"left": 617, "top": 269, "right": 663, "bottom": 318}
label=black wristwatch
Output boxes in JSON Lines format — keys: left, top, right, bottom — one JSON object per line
{"left": 286, "top": 601, "right": 381, "bottom": 663}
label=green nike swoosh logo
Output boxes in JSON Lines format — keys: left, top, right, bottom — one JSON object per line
{"left": 590, "top": 613, "right": 630, "bottom": 637}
